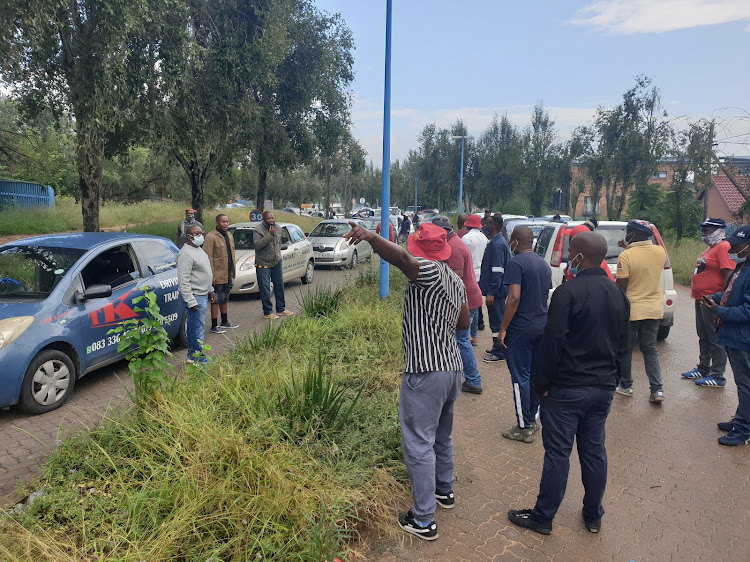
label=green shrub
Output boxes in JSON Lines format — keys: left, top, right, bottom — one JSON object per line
{"left": 663, "top": 236, "right": 703, "bottom": 287}
{"left": 299, "top": 285, "right": 344, "bottom": 318}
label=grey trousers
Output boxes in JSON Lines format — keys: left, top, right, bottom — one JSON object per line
{"left": 695, "top": 300, "right": 727, "bottom": 380}
{"left": 619, "top": 319, "right": 663, "bottom": 393}
{"left": 399, "top": 370, "right": 461, "bottom": 522}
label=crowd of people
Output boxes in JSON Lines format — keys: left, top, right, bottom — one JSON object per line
{"left": 342, "top": 210, "right": 750, "bottom": 541}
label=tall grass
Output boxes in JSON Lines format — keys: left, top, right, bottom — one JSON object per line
{"left": 662, "top": 236, "right": 703, "bottom": 287}
{"left": 0, "top": 267, "right": 408, "bottom": 561}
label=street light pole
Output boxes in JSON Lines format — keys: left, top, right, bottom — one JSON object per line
{"left": 451, "top": 135, "right": 473, "bottom": 214}
{"left": 379, "top": 0, "right": 392, "bottom": 300}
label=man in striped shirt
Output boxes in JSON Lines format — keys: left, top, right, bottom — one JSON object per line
{"left": 344, "top": 221, "right": 470, "bottom": 541}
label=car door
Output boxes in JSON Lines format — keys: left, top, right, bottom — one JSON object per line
{"left": 132, "top": 239, "right": 182, "bottom": 338}
{"left": 74, "top": 243, "right": 144, "bottom": 368}
{"left": 279, "top": 226, "right": 294, "bottom": 281}
{"left": 287, "top": 225, "right": 309, "bottom": 276}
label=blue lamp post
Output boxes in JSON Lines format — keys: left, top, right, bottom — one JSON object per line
{"left": 451, "top": 135, "right": 473, "bottom": 214}
{"left": 379, "top": 0, "right": 393, "bottom": 299}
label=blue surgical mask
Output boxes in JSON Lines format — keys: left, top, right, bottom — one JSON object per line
{"left": 192, "top": 234, "right": 205, "bottom": 247}
{"left": 569, "top": 253, "right": 583, "bottom": 276}
{"left": 730, "top": 246, "right": 750, "bottom": 264}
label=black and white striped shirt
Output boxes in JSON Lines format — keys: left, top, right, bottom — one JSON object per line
{"left": 402, "top": 258, "right": 467, "bottom": 374}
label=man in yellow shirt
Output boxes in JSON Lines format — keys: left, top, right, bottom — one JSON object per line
{"left": 615, "top": 220, "right": 666, "bottom": 403}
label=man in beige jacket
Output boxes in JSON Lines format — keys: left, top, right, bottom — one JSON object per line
{"left": 203, "top": 214, "right": 238, "bottom": 333}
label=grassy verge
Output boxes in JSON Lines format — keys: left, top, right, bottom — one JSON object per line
{"left": 0, "top": 264, "right": 407, "bottom": 561}
{"left": 662, "top": 236, "right": 703, "bottom": 287}
{"left": 0, "top": 198, "right": 321, "bottom": 237}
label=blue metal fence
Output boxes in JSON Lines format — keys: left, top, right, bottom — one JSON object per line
{"left": 0, "top": 180, "right": 55, "bottom": 211}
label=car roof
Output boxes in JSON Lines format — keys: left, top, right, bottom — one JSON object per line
{"left": 316, "top": 219, "right": 356, "bottom": 224}
{"left": 229, "top": 222, "right": 297, "bottom": 228}
{"left": 1, "top": 232, "right": 171, "bottom": 250}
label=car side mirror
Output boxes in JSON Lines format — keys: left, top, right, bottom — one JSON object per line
{"left": 280, "top": 243, "right": 289, "bottom": 250}
{"left": 78, "top": 284, "right": 113, "bottom": 302}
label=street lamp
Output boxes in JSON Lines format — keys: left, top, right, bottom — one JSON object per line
{"left": 451, "top": 135, "right": 474, "bottom": 214}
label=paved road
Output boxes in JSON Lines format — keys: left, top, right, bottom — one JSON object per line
{"left": 0, "top": 266, "right": 357, "bottom": 502}
{"left": 365, "top": 284, "right": 750, "bottom": 561}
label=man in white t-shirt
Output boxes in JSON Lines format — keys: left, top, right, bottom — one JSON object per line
{"left": 462, "top": 214, "right": 488, "bottom": 343}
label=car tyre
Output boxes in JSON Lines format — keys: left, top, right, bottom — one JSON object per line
{"left": 656, "top": 326, "right": 670, "bottom": 341}
{"left": 301, "top": 259, "right": 314, "bottom": 284}
{"left": 172, "top": 313, "right": 188, "bottom": 349}
{"left": 349, "top": 250, "right": 358, "bottom": 269}
{"left": 18, "top": 350, "right": 76, "bottom": 414}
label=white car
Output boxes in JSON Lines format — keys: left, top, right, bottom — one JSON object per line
{"left": 534, "top": 220, "right": 676, "bottom": 340}
{"left": 307, "top": 219, "right": 373, "bottom": 268}
{"left": 228, "top": 222, "right": 315, "bottom": 294}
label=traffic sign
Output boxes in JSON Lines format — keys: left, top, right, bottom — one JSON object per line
{"left": 249, "top": 209, "right": 263, "bottom": 222}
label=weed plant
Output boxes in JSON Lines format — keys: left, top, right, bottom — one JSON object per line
{"left": 299, "top": 285, "right": 344, "bottom": 318}
{"left": 0, "top": 267, "right": 409, "bottom": 561}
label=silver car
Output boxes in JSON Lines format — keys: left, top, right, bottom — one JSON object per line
{"left": 228, "top": 222, "right": 315, "bottom": 294}
{"left": 307, "top": 219, "right": 373, "bottom": 268}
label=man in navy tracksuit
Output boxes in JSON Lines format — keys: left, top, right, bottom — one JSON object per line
{"left": 479, "top": 213, "right": 512, "bottom": 362}
{"left": 702, "top": 225, "right": 750, "bottom": 446}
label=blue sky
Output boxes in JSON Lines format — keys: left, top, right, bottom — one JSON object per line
{"left": 313, "top": 0, "right": 750, "bottom": 166}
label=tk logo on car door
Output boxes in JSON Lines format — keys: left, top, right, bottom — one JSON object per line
{"left": 87, "top": 289, "right": 139, "bottom": 328}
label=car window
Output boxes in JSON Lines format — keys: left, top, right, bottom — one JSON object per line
{"left": 134, "top": 240, "right": 177, "bottom": 275}
{"left": 535, "top": 226, "right": 555, "bottom": 258}
{"left": 309, "top": 223, "right": 351, "bottom": 237}
{"left": 230, "top": 227, "right": 255, "bottom": 250}
{"left": 81, "top": 245, "right": 139, "bottom": 290}
{"left": 595, "top": 226, "right": 656, "bottom": 261}
{"left": 289, "top": 225, "right": 304, "bottom": 243}
{"left": 280, "top": 227, "right": 291, "bottom": 245}
{"left": 0, "top": 245, "right": 85, "bottom": 298}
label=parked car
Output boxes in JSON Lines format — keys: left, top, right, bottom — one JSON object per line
{"left": 358, "top": 216, "right": 400, "bottom": 241}
{"left": 307, "top": 219, "right": 373, "bottom": 268}
{"left": 543, "top": 214, "right": 572, "bottom": 221}
{"left": 0, "top": 233, "right": 188, "bottom": 413}
{"left": 281, "top": 207, "right": 301, "bottom": 215}
{"left": 504, "top": 218, "right": 552, "bottom": 245}
{"left": 228, "top": 222, "right": 315, "bottom": 294}
{"left": 307, "top": 211, "right": 326, "bottom": 218}
{"left": 534, "top": 220, "right": 676, "bottom": 340}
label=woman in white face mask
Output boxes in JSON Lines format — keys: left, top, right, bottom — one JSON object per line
{"left": 682, "top": 218, "right": 735, "bottom": 388}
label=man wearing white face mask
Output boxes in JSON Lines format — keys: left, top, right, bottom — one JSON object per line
{"left": 177, "top": 225, "right": 215, "bottom": 364}
{"left": 681, "top": 218, "right": 735, "bottom": 387}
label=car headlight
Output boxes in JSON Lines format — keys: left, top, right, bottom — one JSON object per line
{"left": 0, "top": 316, "right": 35, "bottom": 350}
{"left": 336, "top": 239, "right": 350, "bottom": 251}
{"left": 240, "top": 256, "right": 256, "bottom": 271}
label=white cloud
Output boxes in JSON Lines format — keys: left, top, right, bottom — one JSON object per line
{"left": 570, "top": 0, "right": 750, "bottom": 34}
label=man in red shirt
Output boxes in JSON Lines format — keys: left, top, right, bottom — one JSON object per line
{"left": 681, "top": 218, "right": 736, "bottom": 387}
{"left": 564, "top": 220, "right": 614, "bottom": 282}
{"left": 433, "top": 216, "right": 485, "bottom": 393}
{"left": 376, "top": 220, "right": 395, "bottom": 242}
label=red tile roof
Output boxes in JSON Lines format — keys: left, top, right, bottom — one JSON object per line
{"left": 712, "top": 175, "right": 750, "bottom": 214}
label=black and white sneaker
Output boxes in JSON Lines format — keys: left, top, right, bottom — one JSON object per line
{"left": 435, "top": 490, "right": 455, "bottom": 509}
{"left": 398, "top": 510, "right": 438, "bottom": 540}
{"left": 220, "top": 322, "right": 239, "bottom": 329}
{"left": 209, "top": 326, "right": 226, "bottom": 334}
{"left": 507, "top": 508, "right": 552, "bottom": 535}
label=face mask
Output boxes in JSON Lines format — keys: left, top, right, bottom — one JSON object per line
{"left": 729, "top": 245, "right": 750, "bottom": 264}
{"left": 625, "top": 232, "right": 636, "bottom": 245}
{"left": 509, "top": 240, "right": 519, "bottom": 254}
{"left": 568, "top": 253, "right": 583, "bottom": 276}
{"left": 191, "top": 234, "right": 204, "bottom": 247}
{"left": 701, "top": 229, "right": 725, "bottom": 246}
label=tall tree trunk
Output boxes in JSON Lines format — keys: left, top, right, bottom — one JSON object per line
{"left": 173, "top": 151, "right": 215, "bottom": 224}
{"left": 256, "top": 168, "right": 268, "bottom": 210}
{"left": 77, "top": 123, "right": 104, "bottom": 232}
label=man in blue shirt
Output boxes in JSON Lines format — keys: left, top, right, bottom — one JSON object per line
{"left": 499, "top": 226, "right": 552, "bottom": 443}
{"left": 479, "top": 213, "right": 512, "bottom": 362}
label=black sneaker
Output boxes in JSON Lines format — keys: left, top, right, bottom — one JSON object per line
{"left": 397, "top": 510, "right": 438, "bottom": 540}
{"left": 483, "top": 354, "right": 505, "bottom": 363}
{"left": 435, "top": 490, "right": 455, "bottom": 509}
{"left": 583, "top": 516, "right": 601, "bottom": 533}
{"left": 477, "top": 323, "right": 485, "bottom": 331}
{"left": 507, "top": 509, "right": 551, "bottom": 535}
{"left": 209, "top": 326, "right": 226, "bottom": 334}
{"left": 461, "top": 381, "right": 482, "bottom": 394}
{"left": 220, "top": 322, "right": 239, "bottom": 329}
{"left": 717, "top": 420, "right": 735, "bottom": 432}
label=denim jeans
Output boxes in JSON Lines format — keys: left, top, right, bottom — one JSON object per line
{"left": 506, "top": 331, "right": 543, "bottom": 428}
{"left": 456, "top": 328, "right": 481, "bottom": 387}
{"left": 695, "top": 300, "right": 727, "bottom": 380}
{"left": 469, "top": 308, "right": 479, "bottom": 339}
{"left": 619, "top": 319, "right": 663, "bottom": 392}
{"left": 531, "top": 386, "right": 614, "bottom": 526}
{"left": 256, "top": 261, "right": 285, "bottom": 315}
{"left": 725, "top": 347, "right": 750, "bottom": 433}
{"left": 399, "top": 370, "right": 462, "bottom": 522}
{"left": 186, "top": 294, "right": 208, "bottom": 361}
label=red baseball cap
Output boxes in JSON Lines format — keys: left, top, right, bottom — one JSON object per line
{"left": 185, "top": 208, "right": 196, "bottom": 213}
{"left": 407, "top": 223, "right": 452, "bottom": 261}
{"left": 464, "top": 214, "right": 483, "bottom": 229}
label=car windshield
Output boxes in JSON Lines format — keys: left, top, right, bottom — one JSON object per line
{"left": 561, "top": 225, "right": 656, "bottom": 262}
{"left": 309, "top": 223, "right": 351, "bottom": 237}
{"left": 229, "top": 227, "right": 256, "bottom": 250}
{"left": 359, "top": 218, "right": 380, "bottom": 230}
{"left": 0, "top": 245, "right": 85, "bottom": 298}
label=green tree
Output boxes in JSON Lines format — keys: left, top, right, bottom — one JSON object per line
{"left": 475, "top": 114, "right": 523, "bottom": 210}
{"left": 523, "top": 102, "right": 558, "bottom": 217}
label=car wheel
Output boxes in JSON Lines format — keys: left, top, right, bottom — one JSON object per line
{"left": 18, "top": 350, "right": 76, "bottom": 414}
{"left": 173, "top": 313, "right": 188, "bottom": 348}
{"left": 301, "top": 259, "right": 314, "bottom": 284}
{"left": 656, "top": 326, "right": 670, "bottom": 341}
{"left": 349, "top": 250, "right": 358, "bottom": 269}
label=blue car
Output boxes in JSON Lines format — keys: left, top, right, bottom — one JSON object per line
{"left": 0, "top": 233, "right": 187, "bottom": 414}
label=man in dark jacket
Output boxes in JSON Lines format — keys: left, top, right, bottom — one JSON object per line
{"left": 508, "top": 231, "right": 630, "bottom": 535}
{"left": 479, "top": 213, "right": 512, "bottom": 362}
{"left": 253, "top": 211, "right": 293, "bottom": 320}
{"left": 702, "top": 225, "right": 750, "bottom": 446}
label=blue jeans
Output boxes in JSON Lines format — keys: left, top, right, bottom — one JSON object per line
{"left": 531, "top": 386, "right": 614, "bottom": 526}
{"left": 256, "top": 262, "right": 285, "bottom": 315}
{"left": 399, "top": 370, "right": 461, "bottom": 522}
{"left": 725, "top": 347, "right": 750, "bottom": 433}
{"left": 506, "top": 331, "right": 543, "bottom": 428}
{"left": 456, "top": 328, "right": 482, "bottom": 387}
{"left": 470, "top": 308, "right": 479, "bottom": 339}
{"left": 186, "top": 294, "right": 208, "bottom": 360}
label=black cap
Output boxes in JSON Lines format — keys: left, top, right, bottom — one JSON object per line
{"left": 431, "top": 215, "right": 452, "bottom": 230}
{"left": 726, "top": 225, "right": 750, "bottom": 246}
{"left": 700, "top": 217, "right": 727, "bottom": 229}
